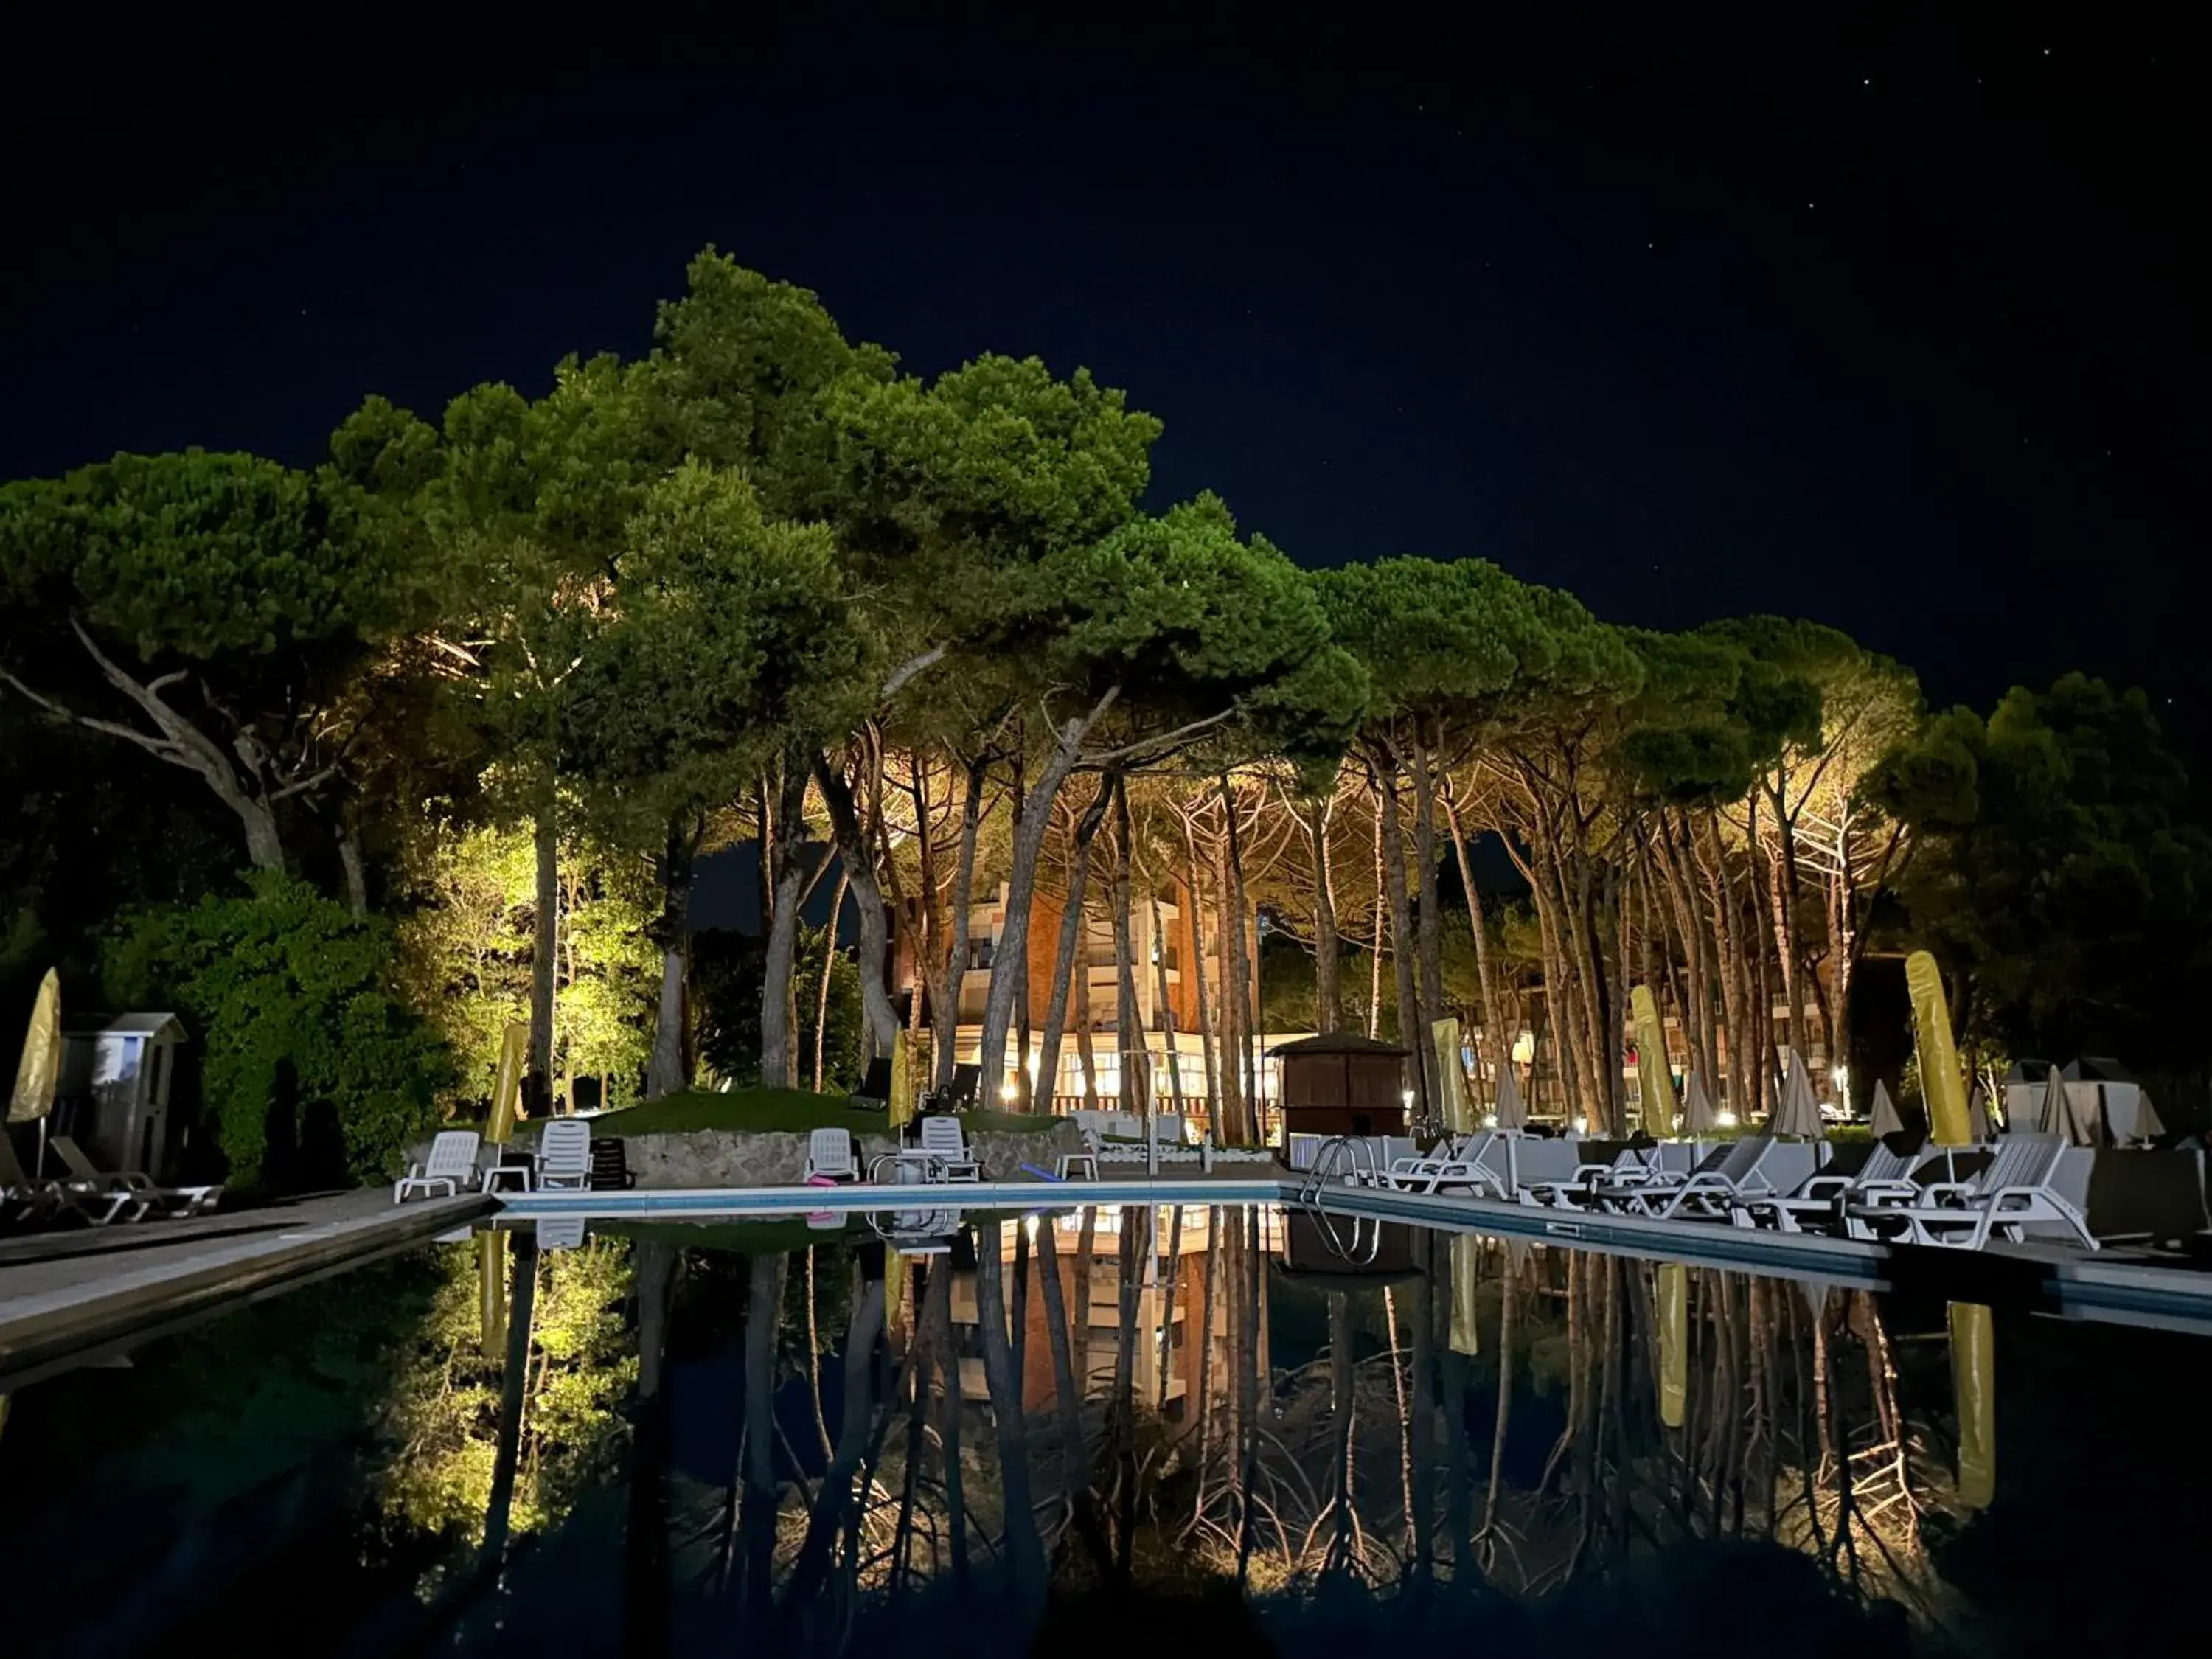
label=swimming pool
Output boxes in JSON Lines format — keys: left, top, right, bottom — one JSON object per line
{"left": 1, "top": 1202, "right": 2201, "bottom": 1656}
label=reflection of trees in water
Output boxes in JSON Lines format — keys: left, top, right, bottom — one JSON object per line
{"left": 379, "top": 1237, "right": 635, "bottom": 1555}
{"left": 639, "top": 1217, "right": 1969, "bottom": 1649}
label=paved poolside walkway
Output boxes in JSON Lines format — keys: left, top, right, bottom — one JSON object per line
{"left": 0, "top": 1189, "right": 493, "bottom": 1389}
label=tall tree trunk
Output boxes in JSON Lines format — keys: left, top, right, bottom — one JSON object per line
{"left": 933, "top": 753, "right": 990, "bottom": 1087}
{"left": 1374, "top": 754, "right": 1428, "bottom": 1116}
{"left": 812, "top": 868, "right": 849, "bottom": 1092}
{"left": 1306, "top": 795, "right": 1342, "bottom": 1033}
{"left": 1148, "top": 890, "right": 1188, "bottom": 1111}
{"left": 1409, "top": 730, "right": 1447, "bottom": 1087}
{"left": 977, "top": 694, "right": 1119, "bottom": 1088}
{"left": 1441, "top": 779, "right": 1503, "bottom": 1094}
{"left": 1213, "top": 826, "right": 1248, "bottom": 1144}
{"left": 646, "top": 818, "right": 697, "bottom": 1100}
{"left": 1180, "top": 813, "right": 1221, "bottom": 1127}
{"left": 813, "top": 754, "right": 900, "bottom": 1061}
{"left": 1110, "top": 776, "right": 1150, "bottom": 1117}
{"left": 759, "top": 762, "right": 814, "bottom": 1090}
{"left": 1369, "top": 796, "right": 1387, "bottom": 1037}
{"left": 336, "top": 814, "right": 368, "bottom": 920}
{"left": 1037, "top": 779, "right": 1113, "bottom": 1115}
{"left": 530, "top": 811, "right": 559, "bottom": 1111}
{"left": 1217, "top": 776, "right": 1259, "bottom": 1138}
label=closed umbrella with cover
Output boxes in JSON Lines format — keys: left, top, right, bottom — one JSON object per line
{"left": 1868, "top": 1078, "right": 1905, "bottom": 1138}
{"left": 1682, "top": 1069, "right": 1719, "bottom": 1134}
{"left": 1771, "top": 1049, "right": 1826, "bottom": 1140}
{"left": 1491, "top": 1062, "right": 1528, "bottom": 1131}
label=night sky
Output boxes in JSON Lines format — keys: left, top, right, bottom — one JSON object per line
{"left": 3, "top": 9, "right": 2199, "bottom": 731}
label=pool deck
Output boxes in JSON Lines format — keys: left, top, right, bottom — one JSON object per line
{"left": 0, "top": 1188, "right": 494, "bottom": 1391}
{"left": 8, "top": 1165, "right": 2212, "bottom": 1386}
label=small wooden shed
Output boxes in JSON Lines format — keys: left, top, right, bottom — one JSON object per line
{"left": 59, "top": 1012, "right": 187, "bottom": 1179}
{"left": 1270, "top": 1031, "right": 1410, "bottom": 1141}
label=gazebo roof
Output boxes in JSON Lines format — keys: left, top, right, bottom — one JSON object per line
{"left": 1268, "top": 1032, "right": 1409, "bottom": 1060}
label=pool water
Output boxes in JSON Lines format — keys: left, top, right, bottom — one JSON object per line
{"left": 1, "top": 1203, "right": 2202, "bottom": 1657}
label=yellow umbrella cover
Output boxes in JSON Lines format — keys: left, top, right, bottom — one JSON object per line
{"left": 487, "top": 1021, "right": 529, "bottom": 1144}
{"left": 1949, "top": 1301, "right": 1996, "bottom": 1508}
{"left": 7, "top": 968, "right": 62, "bottom": 1125}
{"left": 1632, "top": 986, "right": 1678, "bottom": 1137}
{"left": 479, "top": 1230, "right": 510, "bottom": 1356}
{"left": 1448, "top": 1233, "right": 1481, "bottom": 1355}
{"left": 1658, "top": 1263, "right": 1687, "bottom": 1427}
{"left": 1432, "top": 1017, "right": 1470, "bottom": 1135}
{"left": 1906, "top": 951, "right": 1972, "bottom": 1147}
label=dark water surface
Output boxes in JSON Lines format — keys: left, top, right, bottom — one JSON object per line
{"left": 1, "top": 1203, "right": 2202, "bottom": 1657}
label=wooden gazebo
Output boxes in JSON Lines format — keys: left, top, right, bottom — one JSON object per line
{"left": 1270, "top": 1031, "right": 1410, "bottom": 1142}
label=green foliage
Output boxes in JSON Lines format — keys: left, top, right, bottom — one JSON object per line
{"left": 1871, "top": 673, "right": 2212, "bottom": 1070}
{"left": 393, "top": 823, "right": 658, "bottom": 1109}
{"left": 379, "top": 1239, "right": 635, "bottom": 1545}
{"left": 102, "top": 874, "right": 453, "bottom": 1186}
{"left": 0, "top": 449, "right": 419, "bottom": 658}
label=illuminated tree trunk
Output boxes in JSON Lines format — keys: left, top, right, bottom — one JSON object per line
{"left": 1307, "top": 796, "right": 1343, "bottom": 1033}
{"left": 1373, "top": 754, "right": 1427, "bottom": 1111}
{"left": 978, "top": 694, "right": 1122, "bottom": 1091}
{"left": 810, "top": 868, "right": 847, "bottom": 1092}
{"left": 1110, "top": 776, "right": 1150, "bottom": 1117}
{"left": 1410, "top": 731, "right": 1447, "bottom": 1091}
{"left": 760, "top": 761, "right": 815, "bottom": 1090}
{"left": 1180, "top": 815, "right": 1221, "bottom": 1121}
{"left": 1217, "top": 776, "right": 1258, "bottom": 1139}
{"left": 812, "top": 751, "right": 899, "bottom": 1062}
{"left": 1441, "top": 779, "right": 1503, "bottom": 1093}
{"left": 530, "top": 813, "right": 558, "bottom": 1108}
{"left": 933, "top": 753, "right": 989, "bottom": 1087}
{"left": 646, "top": 817, "right": 698, "bottom": 1100}
{"left": 1037, "top": 779, "right": 1112, "bottom": 1116}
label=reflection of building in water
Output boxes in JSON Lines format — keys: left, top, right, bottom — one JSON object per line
{"left": 947, "top": 1206, "right": 1275, "bottom": 1413}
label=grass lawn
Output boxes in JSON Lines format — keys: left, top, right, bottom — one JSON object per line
{"left": 571, "top": 1086, "right": 1064, "bottom": 1138}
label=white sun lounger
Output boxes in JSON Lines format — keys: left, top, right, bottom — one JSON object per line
{"left": 1738, "top": 1141, "right": 1916, "bottom": 1234}
{"left": 1598, "top": 1136, "right": 1781, "bottom": 1220}
{"left": 395, "top": 1130, "right": 484, "bottom": 1203}
{"left": 1846, "top": 1132, "right": 2096, "bottom": 1250}
{"left": 534, "top": 1119, "right": 593, "bottom": 1192}
{"left": 1387, "top": 1130, "right": 1516, "bottom": 1197}
{"left": 917, "top": 1113, "right": 982, "bottom": 1183}
{"left": 805, "top": 1126, "right": 861, "bottom": 1184}
{"left": 1519, "top": 1145, "right": 1655, "bottom": 1209}
{"left": 49, "top": 1134, "right": 223, "bottom": 1222}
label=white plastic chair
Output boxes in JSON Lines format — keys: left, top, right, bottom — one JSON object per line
{"left": 917, "top": 1114, "right": 982, "bottom": 1182}
{"left": 535, "top": 1120, "right": 593, "bottom": 1192}
{"left": 1847, "top": 1133, "right": 2096, "bottom": 1250}
{"left": 395, "top": 1130, "right": 483, "bottom": 1203}
{"left": 805, "top": 1127, "right": 860, "bottom": 1184}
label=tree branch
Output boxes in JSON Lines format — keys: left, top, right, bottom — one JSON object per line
{"left": 880, "top": 643, "right": 948, "bottom": 703}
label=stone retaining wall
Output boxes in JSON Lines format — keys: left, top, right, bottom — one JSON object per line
{"left": 414, "top": 1119, "right": 1089, "bottom": 1189}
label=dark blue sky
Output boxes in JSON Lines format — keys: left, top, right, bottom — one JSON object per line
{"left": 3, "top": 7, "right": 2199, "bottom": 734}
